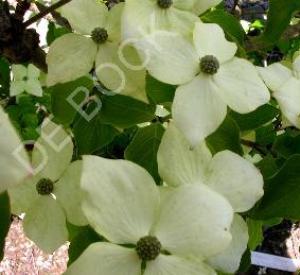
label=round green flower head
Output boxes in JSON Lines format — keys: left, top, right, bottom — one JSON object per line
{"left": 200, "top": 55, "right": 220, "bottom": 75}
{"left": 157, "top": 0, "right": 173, "bottom": 9}
{"left": 91, "top": 28, "right": 108, "bottom": 44}
{"left": 136, "top": 236, "right": 161, "bottom": 261}
{"left": 36, "top": 178, "right": 54, "bottom": 195}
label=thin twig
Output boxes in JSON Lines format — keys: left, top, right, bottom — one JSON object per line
{"left": 23, "top": 0, "right": 72, "bottom": 27}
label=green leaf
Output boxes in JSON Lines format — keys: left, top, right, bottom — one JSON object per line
{"left": 230, "top": 105, "right": 279, "bottom": 131}
{"left": 145, "top": 74, "right": 176, "bottom": 105}
{"left": 206, "top": 116, "right": 243, "bottom": 155}
{"left": 48, "top": 76, "right": 93, "bottom": 125}
{"left": 68, "top": 226, "right": 102, "bottom": 266}
{"left": 261, "top": 0, "right": 300, "bottom": 44}
{"left": 125, "top": 123, "right": 165, "bottom": 183}
{"left": 0, "top": 192, "right": 11, "bottom": 261}
{"left": 255, "top": 124, "right": 276, "bottom": 146}
{"left": 201, "top": 9, "right": 245, "bottom": 45}
{"left": 273, "top": 132, "right": 300, "bottom": 158}
{"left": 0, "top": 58, "right": 10, "bottom": 98}
{"left": 99, "top": 94, "right": 156, "bottom": 128}
{"left": 253, "top": 155, "right": 300, "bottom": 219}
{"left": 47, "top": 22, "right": 71, "bottom": 45}
{"left": 256, "top": 155, "right": 279, "bottom": 179}
{"left": 247, "top": 218, "right": 263, "bottom": 250}
{"left": 73, "top": 103, "right": 120, "bottom": 155}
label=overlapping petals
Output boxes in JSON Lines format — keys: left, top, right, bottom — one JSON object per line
{"left": 157, "top": 123, "right": 264, "bottom": 272}
{"left": 66, "top": 155, "right": 234, "bottom": 274}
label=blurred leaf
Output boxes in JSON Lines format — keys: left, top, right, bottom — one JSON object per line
{"left": 230, "top": 105, "right": 279, "bottom": 131}
{"left": 255, "top": 124, "right": 276, "bottom": 146}
{"left": 73, "top": 103, "right": 120, "bottom": 155}
{"left": 247, "top": 218, "right": 263, "bottom": 250}
{"left": 99, "top": 94, "right": 156, "bottom": 128}
{"left": 261, "top": 0, "right": 300, "bottom": 44}
{"left": 206, "top": 116, "right": 243, "bottom": 155}
{"left": 68, "top": 225, "right": 102, "bottom": 266}
{"left": 273, "top": 132, "right": 300, "bottom": 158}
{"left": 0, "top": 192, "right": 10, "bottom": 261}
{"left": 125, "top": 123, "right": 165, "bottom": 183}
{"left": 253, "top": 155, "right": 300, "bottom": 219}
{"left": 48, "top": 76, "right": 93, "bottom": 125}
{"left": 146, "top": 74, "right": 176, "bottom": 105}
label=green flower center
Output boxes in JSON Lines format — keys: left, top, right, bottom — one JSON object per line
{"left": 91, "top": 27, "right": 108, "bottom": 44}
{"left": 157, "top": 0, "right": 173, "bottom": 9}
{"left": 200, "top": 55, "right": 220, "bottom": 75}
{"left": 36, "top": 178, "right": 54, "bottom": 195}
{"left": 136, "top": 236, "right": 161, "bottom": 261}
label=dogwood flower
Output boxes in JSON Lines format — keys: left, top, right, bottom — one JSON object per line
{"left": 0, "top": 106, "right": 31, "bottom": 193}
{"left": 10, "top": 64, "right": 43, "bottom": 97}
{"left": 157, "top": 123, "right": 264, "bottom": 273}
{"left": 8, "top": 119, "right": 87, "bottom": 253}
{"left": 122, "top": 0, "right": 222, "bottom": 39}
{"left": 65, "top": 155, "right": 234, "bottom": 275}
{"left": 135, "top": 21, "right": 270, "bottom": 146}
{"left": 258, "top": 55, "right": 300, "bottom": 128}
{"left": 47, "top": 0, "right": 148, "bottom": 102}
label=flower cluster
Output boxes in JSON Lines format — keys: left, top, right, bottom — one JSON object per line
{"left": 2, "top": 0, "right": 300, "bottom": 274}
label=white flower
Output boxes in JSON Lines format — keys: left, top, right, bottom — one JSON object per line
{"left": 0, "top": 106, "right": 31, "bottom": 193}
{"left": 47, "top": 0, "right": 148, "bottom": 102}
{"left": 157, "top": 123, "right": 265, "bottom": 273}
{"left": 258, "top": 56, "right": 300, "bottom": 128}
{"left": 135, "top": 21, "right": 270, "bottom": 146}
{"left": 10, "top": 64, "right": 43, "bottom": 97}
{"left": 65, "top": 155, "right": 234, "bottom": 275}
{"left": 122, "top": 0, "right": 222, "bottom": 39}
{"left": 8, "top": 119, "right": 87, "bottom": 253}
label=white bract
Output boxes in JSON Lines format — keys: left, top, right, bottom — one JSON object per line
{"left": 10, "top": 64, "right": 43, "bottom": 97}
{"left": 8, "top": 119, "right": 87, "bottom": 253}
{"left": 157, "top": 123, "right": 264, "bottom": 273}
{"left": 0, "top": 106, "right": 31, "bottom": 193}
{"left": 135, "top": 21, "right": 270, "bottom": 146}
{"left": 258, "top": 55, "right": 300, "bottom": 128}
{"left": 122, "top": 0, "right": 222, "bottom": 39}
{"left": 47, "top": 0, "right": 148, "bottom": 102}
{"left": 66, "top": 155, "right": 234, "bottom": 275}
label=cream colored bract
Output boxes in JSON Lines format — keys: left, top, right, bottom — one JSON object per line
{"left": 0, "top": 106, "right": 31, "bottom": 193}
{"left": 258, "top": 56, "right": 300, "bottom": 128}
{"left": 8, "top": 119, "right": 87, "bottom": 253}
{"left": 46, "top": 0, "right": 148, "bottom": 102}
{"left": 65, "top": 155, "right": 234, "bottom": 275}
{"left": 157, "top": 123, "right": 264, "bottom": 273}
{"left": 135, "top": 21, "right": 270, "bottom": 146}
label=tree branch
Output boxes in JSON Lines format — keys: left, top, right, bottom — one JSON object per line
{"left": 23, "top": 0, "right": 72, "bottom": 27}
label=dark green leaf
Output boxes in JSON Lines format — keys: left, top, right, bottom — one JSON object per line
{"left": 230, "top": 105, "right": 279, "bottom": 131}
{"left": 273, "top": 132, "right": 300, "bottom": 158}
{"left": 0, "top": 192, "right": 11, "bottom": 261}
{"left": 256, "top": 154, "right": 279, "bottom": 179}
{"left": 206, "top": 116, "right": 243, "bottom": 155}
{"left": 99, "top": 94, "right": 156, "bottom": 128}
{"left": 202, "top": 9, "right": 245, "bottom": 45}
{"left": 146, "top": 74, "right": 176, "bottom": 105}
{"left": 261, "top": 0, "right": 300, "bottom": 44}
{"left": 0, "top": 58, "right": 10, "bottom": 98}
{"left": 48, "top": 76, "right": 93, "bottom": 125}
{"left": 47, "top": 22, "right": 71, "bottom": 45}
{"left": 253, "top": 155, "right": 300, "bottom": 219}
{"left": 73, "top": 103, "right": 120, "bottom": 155}
{"left": 247, "top": 218, "right": 263, "bottom": 250}
{"left": 68, "top": 226, "right": 102, "bottom": 266}
{"left": 125, "top": 123, "right": 165, "bottom": 183}
{"left": 255, "top": 124, "right": 276, "bottom": 146}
